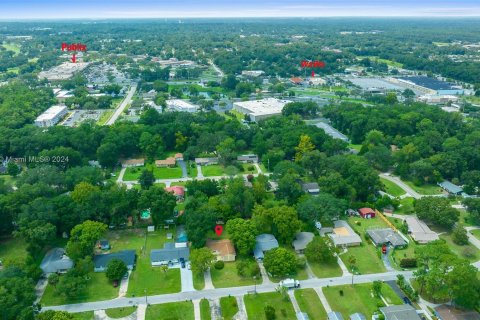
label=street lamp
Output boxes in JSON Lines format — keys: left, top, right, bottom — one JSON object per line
{"left": 144, "top": 288, "right": 148, "bottom": 305}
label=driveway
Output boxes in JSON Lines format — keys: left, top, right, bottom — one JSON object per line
{"left": 180, "top": 266, "right": 195, "bottom": 292}
{"left": 177, "top": 160, "right": 188, "bottom": 178}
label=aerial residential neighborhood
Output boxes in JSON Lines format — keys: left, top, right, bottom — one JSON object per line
{"left": 0, "top": 1, "right": 480, "bottom": 320}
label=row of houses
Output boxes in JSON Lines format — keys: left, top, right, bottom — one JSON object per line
{"left": 121, "top": 154, "right": 259, "bottom": 168}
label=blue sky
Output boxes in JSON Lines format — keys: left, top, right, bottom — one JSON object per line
{"left": 2, "top": 0, "right": 480, "bottom": 19}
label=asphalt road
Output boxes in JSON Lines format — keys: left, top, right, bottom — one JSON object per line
{"left": 43, "top": 270, "right": 414, "bottom": 313}
{"left": 105, "top": 83, "right": 137, "bottom": 125}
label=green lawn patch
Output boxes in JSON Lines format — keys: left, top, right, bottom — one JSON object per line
{"left": 439, "top": 233, "right": 480, "bottom": 262}
{"left": 202, "top": 165, "right": 225, "bottom": 177}
{"left": 403, "top": 180, "right": 443, "bottom": 195}
{"left": 471, "top": 229, "right": 480, "bottom": 241}
{"left": 244, "top": 292, "right": 296, "bottom": 320}
{"left": 105, "top": 306, "right": 137, "bottom": 318}
{"left": 0, "top": 236, "right": 28, "bottom": 265}
{"left": 395, "top": 197, "right": 415, "bottom": 215}
{"left": 146, "top": 301, "right": 194, "bottom": 320}
{"left": 193, "top": 271, "right": 205, "bottom": 290}
{"left": 40, "top": 272, "right": 119, "bottom": 306}
{"left": 171, "top": 181, "right": 187, "bottom": 187}
{"left": 309, "top": 261, "right": 343, "bottom": 278}
{"left": 220, "top": 296, "right": 239, "bottom": 320}
{"left": 348, "top": 143, "right": 362, "bottom": 152}
{"left": 186, "top": 162, "right": 198, "bottom": 178}
{"left": 294, "top": 288, "right": 327, "bottom": 320}
{"left": 200, "top": 299, "right": 211, "bottom": 320}
{"left": 72, "top": 311, "right": 94, "bottom": 320}
{"left": 259, "top": 163, "right": 270, "bottom": 173}
{"left": 123, "top": 164, "right": 183, "bottom": 181}
{"left": 242, "top": 163, "right": 257, "bottom": 174}
{"left": 380, "top": 178, "right": 406, "bottom": 197}
{"left": 324, "top": 283, "right": 395, "bottom": 318}
{"left": 210, "top": 260, "right": 260, "bottom": 288}
{"left": 97, "top": 109, "right": 114, "bottom": 125}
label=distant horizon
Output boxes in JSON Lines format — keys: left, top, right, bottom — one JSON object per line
{"left": 2, "top": 0, "right": 480, "bottom": 19}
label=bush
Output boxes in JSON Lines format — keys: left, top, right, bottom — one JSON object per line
{"left": 339, "top": 290, "right": 344, "bottom": 296}
{"left": 281, "top": 309, "right": 287, "bottom": 317}
{"left": 463, "top": 247, "right": 475, "bottom": 258}
{"left": 214, "top": 260, "right": 225, "bottom": 270}
{"left": 396, "top": 275, "right": 418, "bottom": 302}
{"left": 400, "top": 258, "right": 417, "bottom": 268}
{"left": 264, "top": 305, "right": 276, "bottom": 320}
{"left": 248, "top": 165, "right": 255, "bottom": 171}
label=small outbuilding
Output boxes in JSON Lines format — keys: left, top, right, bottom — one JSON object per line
{"left": 358, "top": 208, "right": 375, "bottom": 219}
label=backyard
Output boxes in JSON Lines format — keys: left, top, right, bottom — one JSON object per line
{"left": 294, "top": 289, "right": 328, "bottom": 320}
{"left": 323, "top": 283, "right": 402, "bottom": 318}
{"left": 146, "top": 301, "right": 194, "bottom": 320}
{"left": 244, "top": 292, "right": 296, "bottom": 320}
{"left": 395, "top": 197, "right": 415, "bottom": 215}
{"left": 220, "top": 296, "right": 239, "bottom": 319}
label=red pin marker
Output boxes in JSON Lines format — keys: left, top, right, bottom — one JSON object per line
{"left": 215, "top": 225, "right": 223, "bottom": 236}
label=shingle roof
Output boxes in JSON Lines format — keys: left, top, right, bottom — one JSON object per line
{"left": 328, "top": 220, "right": 362, "bottom": 246}
{"left": 380, "top": 305, "right": 422, "bottom": 320}
{"left": 94, "top": 250, "right": 136, "bottom": 269}
{"left": 254, "top": 234, "right": 279, "bottom": 259}
{"left": 292, "top": 232, "right": 314, "bottom": 251}
{"left": 367, "top": 228, "right": 407, "bottom": 247}
{"left": 151, "top": 243, "right": 190, "bottom": 263}
{"left": 40, "top": 248, "right": 74, "bottom": 274}
{"left": 438, "top": 180, "right": 463, "bottom": 194}
{"left": 405, "top": 217, "right": 439, "bottom": 243}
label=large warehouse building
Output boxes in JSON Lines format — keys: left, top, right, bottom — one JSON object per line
{"left": 233, "top": 98, "right": 290, "bottom": 122}
{"left": 166, "top": 99, "right": 199, "bottom": 113}
{"left": 394, "top": 76, "right": 464, "bottom": 95}
{"left": 34, "top": 105, "right": 68, "bottom": 127}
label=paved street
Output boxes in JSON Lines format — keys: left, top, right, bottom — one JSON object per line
{"left": 379, "top": 173, "right": 423, "bottom": 199}
{"left": 105, "top": 83, "right": 137, "bottom": 125}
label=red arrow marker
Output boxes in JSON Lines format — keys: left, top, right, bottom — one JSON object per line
{"left": 71, "top": 53, "right": 76, "bottom": 63}
{"left": 311, "top": 70, "right": 315, "bottom": 77}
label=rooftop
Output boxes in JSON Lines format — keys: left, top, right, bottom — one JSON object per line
{"left": 367, "top": 228, "right": 407, "bottom": 247}
{"left": 380, "top": 304, "right": 422, "bottom": 320}
{"left": 292, "top": 232, "right": 314, "bottom": 251}
{"left": 40, "top": 248, "right": 74, "bottom": 274}
{"left": 405, "top": 217, "right": 439, "bottom": 243}
{"left": 397, "top": 76, "right": 457, "bottom": 91}
{"left": 206, "top": 239, "right": 236, "bottom": 257}
{"left": 234, "top": 98, "right": 289, "bottom": 116}
{"left": 438, "top": 180, "right": 463, "bottom": 194}
{"left": 328, "top": 220, "right": 362, "bottom": 246}
{"left": 254, "top": 234, "right": 279, "bottom": 259}
{"left": 35, "top": 105, "right": 67, "bottom": 122}
{"left": 94, "top": 250, "right": 136, "bottom": 269}
{"left": 151, "top": 242, "right": 190, "bottom": 263}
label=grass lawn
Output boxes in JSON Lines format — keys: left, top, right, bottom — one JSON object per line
{"left": 403, "top": 180, "right": 443, "bottom": 195}
{"left": 41, "top": 272, "right": 119, "bottom": 306}
{"left": 146, "top": 301, "right": 194, "bottom": 320}
{"left": 187, "top": 163, "right": 198, "bottom": 178}
{"left": 220, "top": 296, "right": 239, "bottom": 320}
{"left": 210, "top": 260, "right": 260, "bottom": 288}
{"left": 202, "top": 165, "right": 225, "bottom": 177}
{"left": 193, "top": 271, "right": 205, "bottom": 290}
{"left": 323, "top": 283, "right": 398, "bottom": 318}
{"left": 106, "top": 167, "right": 122, "bottom": 183}
{"left": 105, "top": 306, "right": 137, "bottom": 318}
{"left": 2, "top": 42, "right": 21, "bottom": 54}
{"left": 242, "top": 163, "right": 257, "bottom": 174}
{"left": 471, "top": 229, "right": 480, "bottom": 241}
{"left": 123, "top": 164, "right": 183, "bottom": 180}
{"left": 390, "top": 242, "right": 418, "bottom": 269}
{"left": 244, "top": 292, "right": 296, "bottom": 320}
{"left": 97, "top": 109, "right": 114, "bottom": 125}
{"left": 72, "top": 312, "right": 94, "bottom": 320}
{"left": 308, "top": 261, "right": 343, "bottom": 278}
{"left": 348, "top": 143, "right": 362, "bottom": 152}
{"left": 259, "top": 163, "right": 270, "bottom": 173}
{"left": 395, "top": 197, "right": 415, "bottom": 215}
{"left": 200, "top": 299, "right": 211, "bottom": 320}
{"left": 380, "top": 178, "right": 406, "bottom": 197}
{"left": 294, "top": 289, "right": 327, "bottom": 320}
{"left": 440, "top": 233, "right": 480, "bottom": 262}
{"left": 342, "top": 217, "right": 388, "bottom": 274}
{"left": 0, "top": 236, "right": 28, "bottom": 265}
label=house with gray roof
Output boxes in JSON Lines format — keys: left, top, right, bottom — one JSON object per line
{"left": 380, "top": 305, "right": 422, "bottom": 320}
{"left": 406, "top": 217, "right": 439, "bottom": 244}
{"left": 301, "top": 182, "right": 320, "bottom": 195}
{"left": 40, "top": 248, "right": 74, "bottom": 274}
{"left": 438, "top": 180, "right": 463, "bottom": 195}
{"left": 328, "top": 220, "right": 362, "bottom": 247}
{"left": 328, "top": 311, "right": 344, "bottom": 320}
{"left": 254, "top": 234, "right": 279, "bottom": 260}
{"left": 94, "top": 250, "right": 136, "bottom": 272}
{"left": 367, "top": 228, "right": 407, "bottom": 248}
{"left": 151, "top": 242, "right": 190, "bottom": 266}
{"left": 292, "top": 232, "right": 314, "bottom": 253}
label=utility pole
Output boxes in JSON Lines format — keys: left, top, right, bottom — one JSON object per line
{"left": 145, "top": 288, "right": 148, "bottom": 305}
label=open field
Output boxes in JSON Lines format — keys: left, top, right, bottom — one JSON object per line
{"left": 309, "top": 261, "right": 343, "bottom": 278}
{"left": 440, "top": 233, "right": 480, "bottom": 262}
{"left": 2, "top": 42, "right": 21, "bottom": 54}
{"left": 0, "top": 236, "right": 28, "bottom": 265}
{"left": 41, "top": 272, "right": 119, "bottom": 306}
{"left": 403, "top": 180, "right": 443, "bottom": 195}
{"left": 380, "top": 177, "right": 406, "bottom": 197}
{"left": 202, "top": 165, "right": 225, "bottom": 177}
{"left": 220, "top": 296, "right": 239, "bottom": 319}
{"left": 123, "top": 164, "right": 183, "bottom": 180}
{"left": 210, "top": 260, "right": 260, "bottom": 288}
{"left": 146, "top": 301, "right": 194, "bottom": 320}
{"left": 294, "top": 288, "right": 328, "bottom": 320}
{"left": 395, "top": 197, "right": 415, "bottom": 215}
{"left": 323, "top": 283, "right": 401, "bottom": 319}
{"left": 244, "top": 292, "right": 296, "bottom": 320}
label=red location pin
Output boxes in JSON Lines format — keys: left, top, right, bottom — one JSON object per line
{"left": 311, "top": 70, "right": 315, "bottom": 77}
{"left": 215, "top": 225, "right": 223, "bottom": 236}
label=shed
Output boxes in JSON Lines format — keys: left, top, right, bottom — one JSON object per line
{"left": 358, "top": 208, "right": 375, "bottom": 219}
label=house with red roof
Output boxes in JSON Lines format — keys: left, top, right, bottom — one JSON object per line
{"left": 165, "top": 186, "right": 185, "bottom": 201}
{"left": 358, "top": 207, "right": 375, "bottom": 219}
{"left": 290, "top": 77, "right": 304, "bottom": 85}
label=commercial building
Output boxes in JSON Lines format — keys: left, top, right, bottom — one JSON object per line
{"left": 233, "top": 98, "right": 290, "bottom": 122}
{"left": 417, "top": 94, "right": 459, "bottom": 104}
{"left": 394, "top": 76, "right": 464, "bottom": 95}
{"left": 34, "top": 105, "right": 68, "bottom": 127}
{"left": 438, "top": 180, "right": 463, "bottom": 195}
{"left": 38, "top": 62, "right": 89, "bottom": 81}
{"left": 152, "top": 58, "right": 196, "bottom": 68}
{"left": 241, "top": 70, "right": 264, "bottom": 77}
{"left": 405, "top": 217, "right": 439, "bottom": 244}
{"left": 166, "top": 99, "right": 199, "bottom": 113}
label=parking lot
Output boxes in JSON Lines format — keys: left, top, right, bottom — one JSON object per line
{"left": 61, "top": 109, "right": 105, "bottom": 127}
